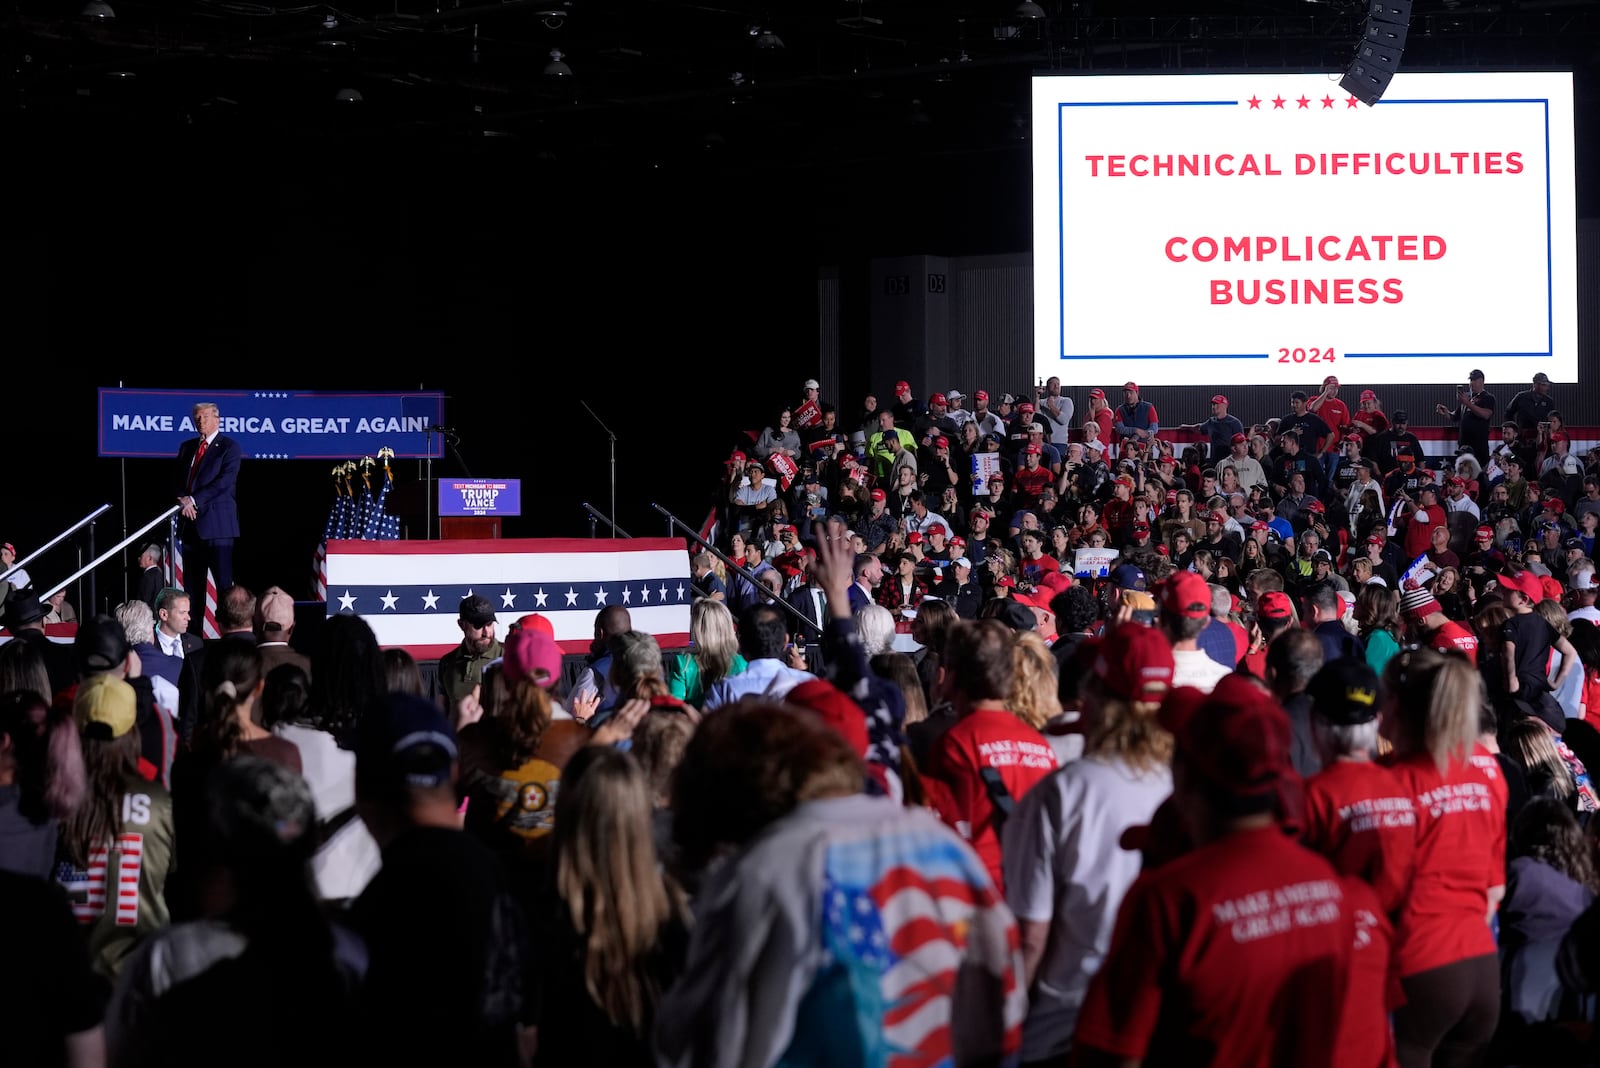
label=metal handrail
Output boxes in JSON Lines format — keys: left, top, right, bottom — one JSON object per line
{"left": 38, "top": 506, "right": 180, "bottom": 602}
{"left": 0, "top": 504, "right": 112, "bottom": 585}
{"left": 581, "top": 503, "right": 633, "bottom": 539}
{"left": 650, "top": 502, "right": 823, "bottom": 636}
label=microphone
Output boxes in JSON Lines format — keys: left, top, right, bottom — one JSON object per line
{"left": 425, "top": 425, "right": 456, "bottom": 433}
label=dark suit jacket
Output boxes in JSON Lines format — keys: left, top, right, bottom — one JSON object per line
{"left": 138, "top": 566, "right": 165, "bottom": 611}
{"left": 175, "top": 434, "right": 241, "bottom": 541}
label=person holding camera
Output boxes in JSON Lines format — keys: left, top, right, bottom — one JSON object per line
{"left": 1435, "top": 368, "right": 1496, "bottom": 466}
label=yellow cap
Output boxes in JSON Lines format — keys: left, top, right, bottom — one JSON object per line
{"left": 74, "top": 674, "right": 137, "bottom": 739}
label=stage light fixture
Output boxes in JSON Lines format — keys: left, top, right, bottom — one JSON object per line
{"left": 544, "top": 49, "right": 573, "bottom": 77}
{"left": 81, "top": 1, "right": 115, "bottom": 17}
{"left": 1014, "top": 1, "right": 1046, "bottom": 18}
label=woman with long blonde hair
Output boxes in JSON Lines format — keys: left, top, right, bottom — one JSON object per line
{"left": 1000, "top": 623, "right": 1174, "bottom": 1061}
{"left": 1380, "top": 647, "right": 1506, "bottom": 1066}
{"left": 1008, "top": 631, "right": 1062, "bottom": 732}
{"left": 536, "top": 747, "right": 690, "bottom": 1066}
{"left": 668, "top": 599, "right": 747, "bottom": 707}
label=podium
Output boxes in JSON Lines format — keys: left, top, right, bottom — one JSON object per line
{"left": 442, "top": 516, "right": 501, "bottom": 540}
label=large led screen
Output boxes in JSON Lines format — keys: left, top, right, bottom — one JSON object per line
{"left": 1032, "top": 72, "right": 1577, "bottom": 385}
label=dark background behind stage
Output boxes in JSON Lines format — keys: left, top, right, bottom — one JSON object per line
{"left": 3, "top": 0, "right": 1598, "bottom": 611}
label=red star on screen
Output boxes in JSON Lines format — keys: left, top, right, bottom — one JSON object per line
{"left": 1247, "top": 96, "right": 1261, "bottom": 109}
{"left": 1347, "top": 96, "right": 1361, "bottom": 108}
{"left": 1272, "top": 95, "right": 1286, "bottom": 109}
{"left": 1296, "top": 95, "right": 1311, "bottom": 108}
{"left": 1321, "top": 95, "right": 1335, "bottom": 108}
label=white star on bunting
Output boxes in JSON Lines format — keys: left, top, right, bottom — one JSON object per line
{"left": 565, "top": 588, "right": 579, "bottom": 607}
{"left": 380, "top": 591, "right": 399, "bottom": 611}
{"left": 622, "top": 587, "right": 632, "bottom": 604}
{"left": 422, "top": 590, "right": 439, "bottom": 610}
{"left": 676, "top": 584, "right": 685, "bottom": 600}
{"left": 659, "top": 585, "right": 668, "bottom": 601}
{"left": 501, "top": 588, "right": 517, "bottom": 609}
{"left": 640, "top": 585, "right": 650, "bottom": 603}
{"left": 534, "top": 588, "right": 548, "bottom": 607}
{"left": 595, "top": 587, "right": 608, "bottom": 606}
{"left": 337, "top": 590, "right": 356, "bottom": 611}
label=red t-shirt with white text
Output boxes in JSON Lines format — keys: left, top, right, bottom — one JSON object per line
{"left": 1341, "top": 877, "right": 1401, "bottom": 1068}
{"left": 927, "top": 709, "right": 1057, "bottom": 891}
{"left": 1386, "top": 746, "right": 1507, "bottom": 977}
{"left": 1076, "top": 826, "right": 1353, "bottom": 1067}
{"left": 1302, "top": 760, "right": 1418, "bottom": 916}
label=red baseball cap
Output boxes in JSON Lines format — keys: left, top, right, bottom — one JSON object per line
{"left": 515, "top": 613, "right": 556, "bottom": 639}
{"left": 1038, "top": 571, "right": 1071, "bottom": 596}
{"left": 950, "top": 536, "right": 966, "bottom": 549}
{"left": 927, "top": 524, "right": 947, "bottom": 538}
{"left": 1211, "top": 394, "right": 1228, "bottom": 405}
{"left": 929, "top": 392, "right": 947, "bottom": 406}
{"left": 1231, "top": 432, "right": 1248, "bottom": 444}
{"left": 1545, "top": 499, "right": 1566, "bottom": 515}
{"left": 1155, "top": 544, "right": 1170, "bottom": 556}
{"left": 1366, "top": 534, "right": 1385, "bottom": 545}
{"left": 1133, "top": 520, "right": 1151, "bottom": 535}
{"left": 1161, "top": 571, "right": 1212, "bottom": 620}
{"left": 1088, "top": 388, "right": 1105, "bottom": 399}
{"left": 1323, "top": 375, "right": 1339, "bottom": 386}
{"left": 1498, "top": 570, "right": 1543, "bottom": 601}
{"left": 1179, "top": 682, "right": 1294, "bottom": 804}
{"left": 1476, "top": 525, "right": 1494, "bottom": 538}
{"left": 934, "top": 436, "right": 950, "bottom": 449}
{"left": 1345, "top": 432, "right": 1363, "bottom": 443}
{"left": 895, "top": 380, "right": 910, "bottom": 393}
{"left": 1360, "top": 389, "right": 1377, "bottom": 401}
{"left": 1023, "top": 443, "right": 1042, "bottom": 456}
{"left": 1124, "top": 381, "right": 1139, "bottom": 391}
{"left": 1251, "top": 520, "right": 1269, "bottom": 532}
{"left": 787, "top": 679, "right": 869, "bottom": 758}
{"left": 1113, "top": 475, "right": 1134, "bottom": 488}
{"left": 1019, "top": 402, "right": 1036, "bottom": 414}
{"left": 1257, "top": 590, "right": 1295, "bottom": 622}
{"left": 1093, "top": 622, "right": 1175, "bottom": 702}
{"left": 1540, "top": 576, "right": 1565, "bottom": 602}
{"left": 869, "top": 488, "right": 886, "bottom": 502}
{"left": 1165, "top": 490, "right": 1178, "bottom": 504}
{"left": 906, "top": 531, "right": 924, "bottom": 545}
{"left": 1307, "top": 499, "right": 1326, "bottom": 513}
{"left": 996, "top": 575, "right": 1017, "bottom": 589}
{"left": 975, "top": 389, "right": 989, "bottom": 402}
{"left": 1209, "top": 510, "right": 1229, "bottom": 523}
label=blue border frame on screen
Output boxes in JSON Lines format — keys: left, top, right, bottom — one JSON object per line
{"left": 1054, "top": 96, "right": 1554, "bottom": 363}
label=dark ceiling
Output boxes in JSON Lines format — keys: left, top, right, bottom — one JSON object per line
{"left": 8, "top": 0, "right": 1600, "bottom": 177}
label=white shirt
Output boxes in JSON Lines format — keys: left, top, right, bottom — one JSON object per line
{"left": 1172, "top": 647, "right": 1231, "bottom": 693}
{"left": 1001, "top": 755, "right": 1173, "bottom": 1061}
{"left": 274, "top": 723, "right": 381, "bottom": 901}
{"left": 1039, "top": 394, "right": 1075, "bottom": 447}
{"left": 903, "top": 510, "right": 951, "bottom": 537}
{"left": 156, "top": 629, "right": 185, "bottom": 659}
{"left": 1569, "top": 605, "right": 1600, "bottom": 626}
{"left": 1445, "top": 495, "right": 1481, "bottom": 519}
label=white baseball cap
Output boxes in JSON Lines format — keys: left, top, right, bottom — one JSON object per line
{"left": 947, "top": 390, "right": 965, "bottom": 401}
{"left": 1574, "top": 569, "right": 1598, "bottom": 591}
{"left": 953, "top": 556, "right": 971, "bottom": 569}
{"left": 802, "top": 378, "right": 820, "bottom": 390}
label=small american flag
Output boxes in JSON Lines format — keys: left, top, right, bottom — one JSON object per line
{"left": 170, "top": 516, "right": 219, "bottom": 638}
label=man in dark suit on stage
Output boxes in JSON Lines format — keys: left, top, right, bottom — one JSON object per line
{"left": 174, "top": 401, "right": 241, "bottom": 635}
{"left": 136, "top": 543, "right": 165, "bottom": 612}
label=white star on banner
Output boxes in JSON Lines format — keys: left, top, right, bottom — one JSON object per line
{"left": 659, "top": 584, "right": 668, "bottom": 601}
{"left": 622, "top": 587, "right": 632, "bottom": 604}
{"left": 501, "top": 588, "right": 518, "bottom": 609}
{"left": 595, "top": 587, "right": 608, "bottom": 606}
{"left": 337, "top": 590, "right": 357, "bottom": 611}
{"left": 565, "top": 588, "right": 578, "bottom": 607}
{"left": 676, "top": 583, "right": 685, "bottom": 600}
{"left": 534, "top": 588, "right": 548, "bottom": 607}
{"left": 380, "top": 591, "right": 399, "bottom": 611}
{"left": 640, "top": 586, "right": 650, "bottom": 603}
{"left": 422, "top": 590, "right": 439, "bottom": 610}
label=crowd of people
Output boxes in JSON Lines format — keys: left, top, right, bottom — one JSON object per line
{"left": 4, "top": 369, "right": 1600, "bottom": 1066}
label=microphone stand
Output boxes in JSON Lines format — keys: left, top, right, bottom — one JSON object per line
{"left": 580, "top": 400, "right": 618, "bottom": 537}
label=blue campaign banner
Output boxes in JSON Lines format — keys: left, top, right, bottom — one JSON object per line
{"left": 98, "top": 389, "right": 446, "bottom": 460}
{"left": 438, "top": 479, "right": 522, "bottom": 517}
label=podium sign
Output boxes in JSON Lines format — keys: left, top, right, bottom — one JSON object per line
{"left": 438, "top": 479, "right": 522, "bottom": 517}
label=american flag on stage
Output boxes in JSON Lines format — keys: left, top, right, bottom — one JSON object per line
{"left": 169, "top": 516, "right": 219, "bottom": 638}
{"left": 313, "top": 464, "right": 359, "bottom": 603}
{"left": 814, "top": 826, "right": 1025, "bottom": 1066}
{"left": 322, "top": 537, "right": 693, "bottom": 658}
{"left": 362, "top": 452, "right": 402, "bottom": 541}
